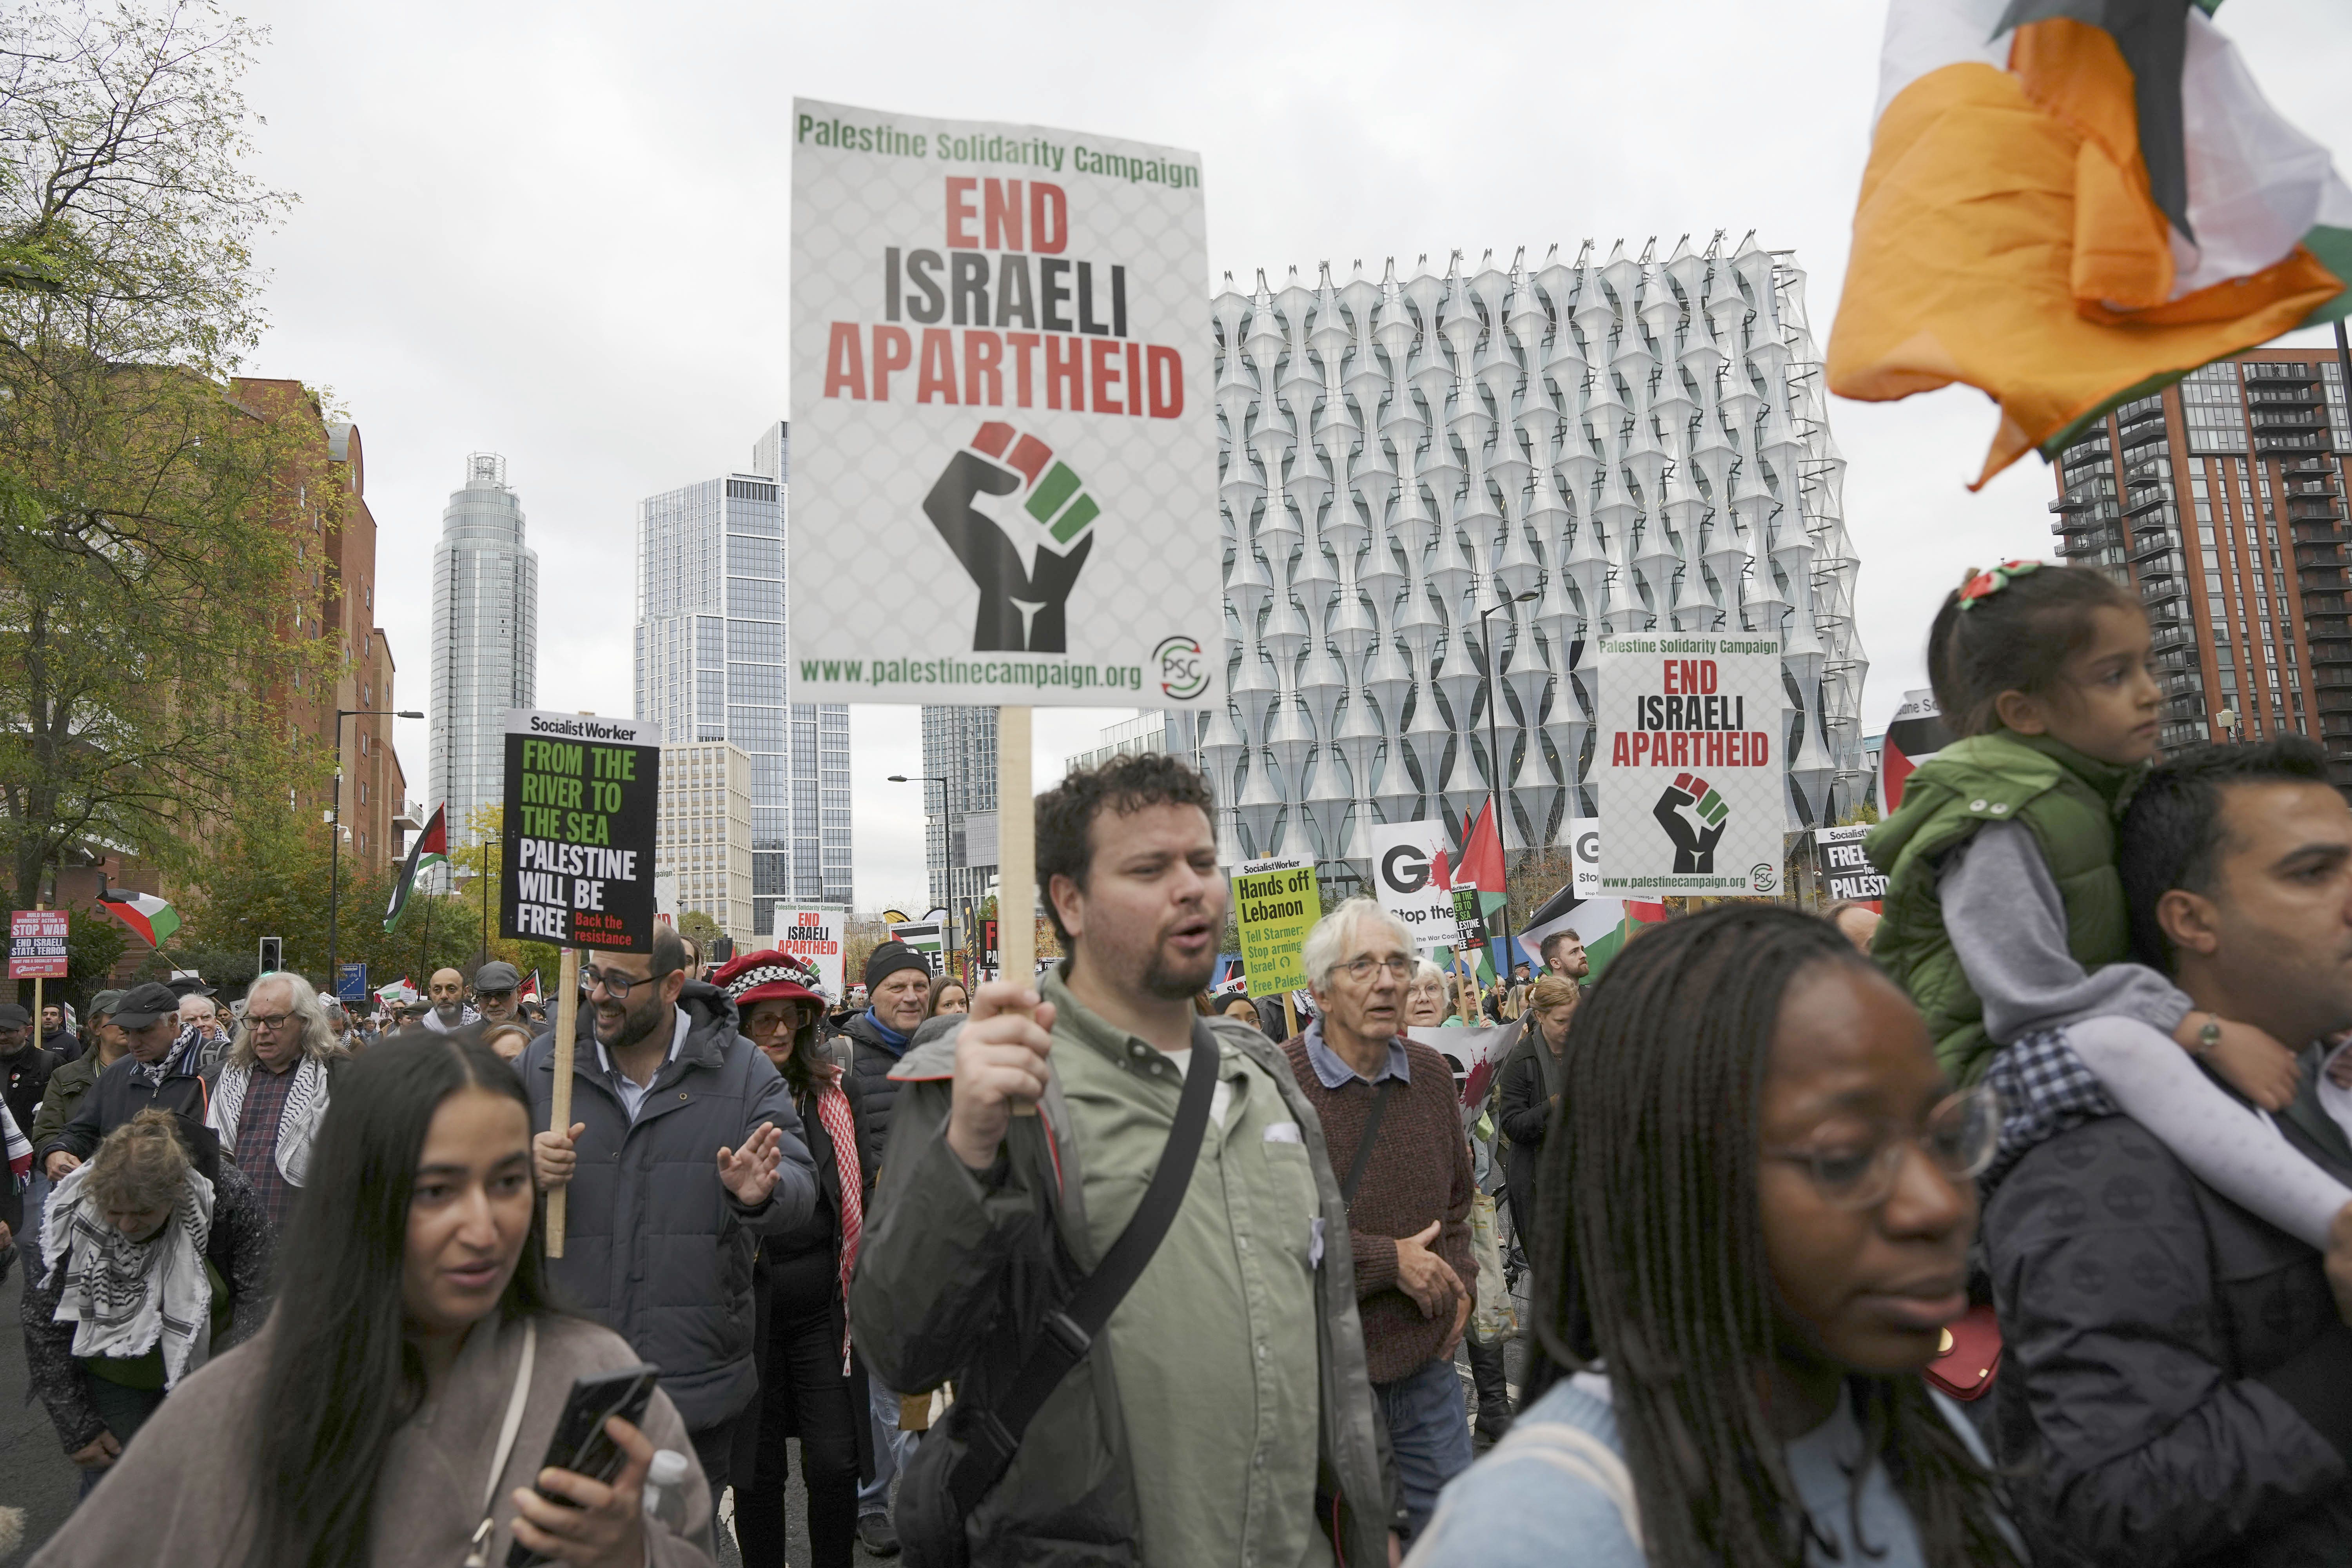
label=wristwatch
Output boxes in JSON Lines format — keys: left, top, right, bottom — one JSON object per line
{"left": 2190, "top": 1013, "right": 2223, "bottom": 1058}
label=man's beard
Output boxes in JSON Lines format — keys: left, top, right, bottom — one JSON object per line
{"left": 601, "top": 987, "right": 671, "bottom": 1051}
{"left": 434, "top": 1000, "right": 462, "bottom": 1021}
{"left": 1142, "top": 938, "right": 1217, "bottom": 1001}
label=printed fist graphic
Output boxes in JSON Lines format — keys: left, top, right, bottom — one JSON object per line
{"left": 923, "top": 422, "right": 1099, "bottom": 653}
{"left": 1654, "top": 771, "right": 1729, "bottom": 874}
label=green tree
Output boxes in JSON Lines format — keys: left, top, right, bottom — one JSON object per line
{"left": 0, "top": 1, "right": 316, "bottom": 910}
{"left": 677, "top": 909, "right": 721, "bottom": 953}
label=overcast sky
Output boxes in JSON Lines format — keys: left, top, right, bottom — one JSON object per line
{"left": 230, "top": 0, "right": 2352, "bottom": 912}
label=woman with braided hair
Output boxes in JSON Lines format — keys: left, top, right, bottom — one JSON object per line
{"left": 1409, "top": 904, "right": 2019, "bottom": 1568}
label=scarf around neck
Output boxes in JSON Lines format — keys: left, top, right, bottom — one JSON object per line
{"left": 861, "top": 1009, "right": 910, "bottom": 1052}
{"left": 207, "top": 1053, "right": 331, "bottom": 1186}
{"left": 808, "top": 1062, "right": 865, "bottom": 1372}
{"left": 41, "top": 1159, "right": 216, "bottom": 1386}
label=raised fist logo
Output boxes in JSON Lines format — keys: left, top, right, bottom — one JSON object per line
{"left": 924, "top": 422, "right": 1099, "bottom": 653}
{"left": 1655, "top": 771, "right": 1729, "bottom": 873}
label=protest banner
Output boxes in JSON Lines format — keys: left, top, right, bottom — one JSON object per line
{"left": 9, "top": 909, "right": 67, "bottom": 980}
{"left": 1367, "top": 820, "right": 1457, "bottom": 956}
{"left": 1568, "top": 817, "right": 1601, "bottom": 898}
{"left": 1232, "top": 856, "right": 1317, "bottom": 1005}
{"left": 497, "top": 708, "right": 661, "bottom": 1255}
{"left": 779, "top": 905, "right": 848, "bottom": 999}
{"left": 791, "top": 101, "right": 1218, "bottom": 1103}
{"left": 1593, "top": 635, "right": 1787, "bottom": 898}
{"left": 1880, "top": 688, "right": 1954, "bottom": 815}
{"left": 1815, "top": 824, "right": 1887, "bottom": 904}
{"left": 888, "top": 920, "right": 945, "bottom": 967}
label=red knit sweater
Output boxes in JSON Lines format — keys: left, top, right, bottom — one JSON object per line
{"left": 1282, "top": 1033, "right": 1479, "bottom": 1384}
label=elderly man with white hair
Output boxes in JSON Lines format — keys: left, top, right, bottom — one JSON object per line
{"left": 205, "top": 973, "right": 341, "bottom": 1236}
{"left": 1280, "top": 895, "right": 1479, "bottom": 1543}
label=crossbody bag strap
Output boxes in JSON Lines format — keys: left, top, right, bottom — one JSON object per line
{"left": 1339, "top": 1078, "right": 1399, "bottom": 1205}
{"left": 464, "top": 1317, "right": 538, "bottom": 1568}
{"left": 946, "top": 1016, "right": 1222, "bottom": 1517}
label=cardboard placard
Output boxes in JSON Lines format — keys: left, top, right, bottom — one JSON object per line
{"left": 1594, "top": 636, "right": 1786, "bottom": 898}
{"left": 1232, "top": 855, "right": 1317, "bottom": 999}
{"left": 1816, "top": 824, "right": 1887, "bottom": 902}
{"left": 499, "top": 711, "right": 662, "bottom": 952}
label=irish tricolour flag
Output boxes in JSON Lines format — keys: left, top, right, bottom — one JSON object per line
{"left": 1829, "top": 0, "right": 2352, "bottom": 487}
{"left": 97, "top": 890, "right": 180, "bottom": 947}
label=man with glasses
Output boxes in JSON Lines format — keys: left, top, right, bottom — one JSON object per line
{"left": 38, "top": 982, "right": 212, "bottom": 1180}
{"left": 1983, "top": 737, "right": 2352, "bottom": 1566}
{"left": 521, "top": 922, "right": 818, "bottom": 1508}
{"left": 203, "top": 973, "right": 340, "bottom": 1236}
{"left": 473, "top": 959, "right": 523, "bottom": 1025}
{"left": 1282, "top": 897, "right": 1477, "bottom": 1540}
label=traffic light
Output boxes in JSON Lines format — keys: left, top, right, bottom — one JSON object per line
{"left": 258, "top": 936, "right": 283, "bottom": 975}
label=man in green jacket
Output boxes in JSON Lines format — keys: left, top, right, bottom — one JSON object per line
{"left": 22, "top": 989, "right": 125, "bottom": 1271}
{"left": 850, "top": 753, "right": 1397, "bottom": 1566}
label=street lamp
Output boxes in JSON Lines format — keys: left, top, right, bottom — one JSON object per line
{"left": 887, "top": 773, "right": 961, "bottom": 967}
{"left": 328, "top": 708, "right": 425, "bottom": 991}
{"left": 1476, "top": 590, "right": 1543, "bottom": 986}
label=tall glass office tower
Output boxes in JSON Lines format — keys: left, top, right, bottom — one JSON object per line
{"left": 429, "top": 452, "right": 538, "bottom": 866}
{"left": 635, "top": 423, "right": 851, "bottom": 928}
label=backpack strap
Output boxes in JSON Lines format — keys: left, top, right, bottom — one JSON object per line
{"left": 1339, "top": 1079, "right": 1399, "bottom": 1206}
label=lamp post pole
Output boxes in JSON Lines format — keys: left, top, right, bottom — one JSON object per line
{"left": 889, "top": 773, "right": 958, "bottom": 969}
{"left": 1477, "top": 590, "right": 1543, "bottom": 985}
{"left": 328, "top": 707, "right": 425, "bottom": 988}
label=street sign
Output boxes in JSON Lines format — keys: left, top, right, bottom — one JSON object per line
{"left": 336, "top": 962, "right": 369, "bottom": 1002}
{"left": 498, "top": 710, "right": 662, "bottom": 953}
{"left": 7, "top": 910, "right": 67, "bottom": 980}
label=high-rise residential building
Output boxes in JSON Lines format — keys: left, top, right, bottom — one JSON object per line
{"left": 634, "top": 422, "right": 852, "bottom": 930}
{"left": 429, "top": 453, "right": 538, "bottom": 863}
{"left": 656, "top": 741, "right": 756, "bottom": 946}
{"left": 2049, "top": 345, "right": 2352, "bottom": 784}
{"left": 920, "top": 706, "right": 998, "bottom": 928}
{"left": 1064, "top": 709, "right": 1202, "bottom": 776}
{"left": 1201, "top": 238, "right": 1866, "bottom": 876}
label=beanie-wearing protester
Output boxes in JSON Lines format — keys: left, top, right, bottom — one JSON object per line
{"left": 23, "top": 1110, "right": 274, "bottom": 1494}
{"left": 31, "top": 1029, "right": 716, "bottom": 1568}
{"left": 842, "top": 939, "right": 932, "bottom": 1554}
{"left": 715, "top": 951, "right": 875, "bottom": 1568}
{"left": 1410, "top": 906, "right": 2017, "bottom": 1567}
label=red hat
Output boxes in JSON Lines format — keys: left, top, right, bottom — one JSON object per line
{"left": 711, "top": 949, "right": 827, "bottom": 1012}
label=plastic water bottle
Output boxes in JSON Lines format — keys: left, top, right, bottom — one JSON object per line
{"left": 641, "top": 1448, "right": 690, "bottom": 1535}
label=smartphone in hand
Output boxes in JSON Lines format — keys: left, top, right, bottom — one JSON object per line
{"left": 503, "top": 1363, "right": 659, "bottom": 1568}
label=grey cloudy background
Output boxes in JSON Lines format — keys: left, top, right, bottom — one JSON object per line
{"left": 230, "top": 0, "right": 2352, "bottom": 911}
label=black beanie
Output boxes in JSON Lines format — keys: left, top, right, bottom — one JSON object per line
{"left": 865, "top": 940, "right": 930, "bottom": 992}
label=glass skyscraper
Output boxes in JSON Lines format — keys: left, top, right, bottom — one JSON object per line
{"left": 635, "top": 423, "right": 851, "bottom": 927}
{"left": 429, "top": 452, "right": 538, "bottom": 864}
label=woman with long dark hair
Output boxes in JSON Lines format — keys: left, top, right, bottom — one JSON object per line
{"left": 1409, "top": 905, "right": 2018, "bottom": 1568}
{"left": 714, "top": 951, "right": 873, "bottom": 1568}
{"left": 31, "top": 1028, "right": 717, "bottom": 1568}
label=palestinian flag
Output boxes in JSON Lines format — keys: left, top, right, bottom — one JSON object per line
{"left": 1519, "top": 884, "right": 1670, "bottom": 983}
{"left": 1829, "top": 0, "right": 2352, "bottom": 488}
{"left": 96, "top": 889, "right": 180, "bottom": 947}
{"left": 1880, "top": 689, "right": 1957, "bottom": 815}
{"left": 376, "top": 976, "right": 416, "bottom": 1007}
{"left": 384, "top": 804, "right": 448, "bottom": 933}
{"left": 522, "top": 970, "right": 542, "bottom": 1004}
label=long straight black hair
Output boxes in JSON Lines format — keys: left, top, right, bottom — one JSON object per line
{"left": 1528, "top": 904, "right": 2017, "bottom": 1568}
{"left": 249, "top": 1027, "right": 558, "bottom": 1567}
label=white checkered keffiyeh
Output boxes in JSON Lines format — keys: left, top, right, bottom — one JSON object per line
{"left": 1982, "top": 1028, "right": 2120, "bottom": 1190}
{"left": 722, "top": 956, "right": 828, "bottom": 1007}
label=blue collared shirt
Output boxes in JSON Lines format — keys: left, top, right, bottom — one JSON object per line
{"left": 1301, "top": 1018, "right": 1410, "bottom": 1091}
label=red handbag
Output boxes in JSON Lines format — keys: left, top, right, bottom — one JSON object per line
{"left": 1924, "top": 1304, "right": 2003, "bottom": 1401}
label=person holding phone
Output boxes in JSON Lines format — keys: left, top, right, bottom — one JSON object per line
{"left": 29, "top": 1027, "right": 718, "bottom": 1568}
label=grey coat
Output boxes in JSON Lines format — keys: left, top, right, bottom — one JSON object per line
{"left": 1985, "top": 1090, "right": 2352, "bottom": 1567}
{"left": 849, "top": 1012, "right": 1396, "bottom": 1568}
{"left": 518, "top": 982, "right": 818, "bottom": 1431}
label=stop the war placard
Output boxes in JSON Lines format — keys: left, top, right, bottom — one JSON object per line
{"left": 499, "top": 711, "right": 661, "bottom": 953}
{"left": 1232, "top": 855, "right": 1318, "bottom": 999}
{"left": 1366, "top": 820, "right": 1455, "bottom": 956}
{"left": 1594, "top": 636, "right": 1785, "bottom": 898}
{"left": 788, "top": 99, "right": 1222, "bottom": 708}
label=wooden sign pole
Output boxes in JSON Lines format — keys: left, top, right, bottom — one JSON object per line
{"left": 546, "top": 944, "right": 581, "bottom": 1255}
{"left": 996, "top": 706, "right": 1039, "bottom": 1116}
{"left": 29, "top": 902, "right": 44, "bottom": 1050}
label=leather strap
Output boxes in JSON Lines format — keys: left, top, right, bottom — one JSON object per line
{"left": 1340, "top": 1079, "right": 1399, "bottom": 1205}
{"left": 945, "top": 1018, "right": 1222, "bottom": 1517}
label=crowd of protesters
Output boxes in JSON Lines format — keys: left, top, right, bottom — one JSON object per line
{"left": 15, "top": 560, "right": 2352, "bottom": 1565}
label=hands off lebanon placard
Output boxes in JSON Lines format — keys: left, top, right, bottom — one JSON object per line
{"left": 1595, "top": 637, "right": 1785, "bottom": 898}
{"left": 500, "top": 711, "right": 661, "bottom": 953}
{"left": 789, "top": 100, "right": 1221, "bottom": 708}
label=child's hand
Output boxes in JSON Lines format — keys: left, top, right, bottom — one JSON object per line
{"left": 2180, "top": 1013, "right": 2305, "bottom": 1111}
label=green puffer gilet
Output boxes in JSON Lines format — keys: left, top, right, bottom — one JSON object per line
{"left": 1864, "top": 731, "right": 2145, "bottom": 1085}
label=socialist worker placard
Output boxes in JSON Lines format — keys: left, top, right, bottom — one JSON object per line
{"left": 788, "top": 100, "right": 1221, "bottom": 709}
{"left": 1594, "top": 636, "right": 1787, "bottom": 899}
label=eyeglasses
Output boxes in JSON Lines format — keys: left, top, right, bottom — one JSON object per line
{"left": 246, "top": 1012, "right": 295, "bottom": 1031}
{"left": 1764, "top": 1085, "right": 2000, "bottom": 1210}
{"left": 1340, "top": 955, "right": 1415, "bottom": 982}
{"left": 581, "top": 967, "right": 668, "bottom": 999}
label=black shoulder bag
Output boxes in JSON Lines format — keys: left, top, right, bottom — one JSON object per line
{"left": 898, "top": 1020, "right": 1223, "bottom": 1566}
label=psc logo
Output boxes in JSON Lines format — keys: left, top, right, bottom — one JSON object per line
{"left": 1154, "top": 635, "right": 1209, "bottom": 700}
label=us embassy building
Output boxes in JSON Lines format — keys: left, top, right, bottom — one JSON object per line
{"left": 1197, "top": 234, "right": 1868, "bottom": 869}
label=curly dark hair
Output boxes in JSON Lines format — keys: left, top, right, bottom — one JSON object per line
{"left": 1034, "top": 751, "right": 1216, "bottom": 944}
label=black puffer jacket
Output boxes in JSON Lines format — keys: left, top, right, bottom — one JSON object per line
{"left": 1985, "top": 1094, "right": 2352, "bottom": 1567}
{"left": 842, "top": 1011, "right": 913, "bottom": 1173}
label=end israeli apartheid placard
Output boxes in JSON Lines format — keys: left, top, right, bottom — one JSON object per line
{"left": 1232, "top": 855, "right": 1318, "bottom": 999}
{"left": 788, "top": 99, "right": 1221, "bottom": 708}
{"left": 499, "top": 711, "right": 661, "bottom": 952}
{"left": 1595, "top": 637, "right": 1786, "bottom": 899}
